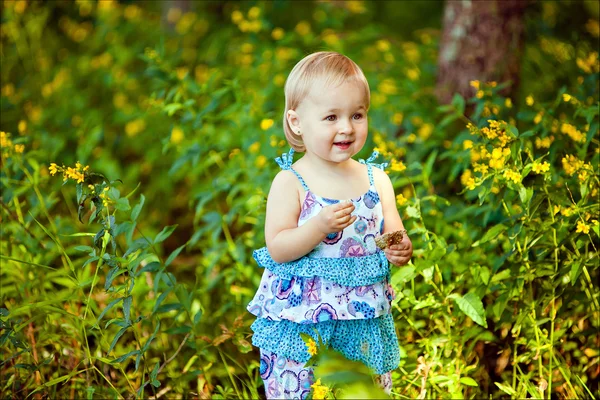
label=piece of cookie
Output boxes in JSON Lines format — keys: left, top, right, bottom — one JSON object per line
{"left": 375, "top": 230, "right": 406, "bottom": 249}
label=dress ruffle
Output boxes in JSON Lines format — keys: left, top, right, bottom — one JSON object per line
{"left": 253, "top": 247, "right": 390, "bottom": 287}
{"left": 250, "top": 313, "right": 400, "bottom": 375}
{"left": 247, "top": 270, "right": 394, "bottom": 323}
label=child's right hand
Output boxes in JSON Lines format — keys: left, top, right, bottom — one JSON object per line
{"left": 315, "top": 201, "right": 357, "bottom": 234}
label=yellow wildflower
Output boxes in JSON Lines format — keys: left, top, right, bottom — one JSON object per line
{"left": 311, "top": 378, "right": 329, "bottom": 399}
{"left": 576, "top": 220, "right": 590, "bottom": 234}
{"left": 18, "top": 120, "right": 27, "bottom": 134}
{"left": 461, "top": 169, "right": 476, "bottom": 190}
{"left": 473, "top": 163, "right": 489, "bottom": 175}
{"left": 306, "top": 338, "right": 318, "bottom": 356}
{"left": 261, "top": 119, "right": 274, "bottom": 131}
{"left": 463, "top": 140, "right": 473, "bottom": 150}
{"left": 406, "top": 133, "right": 416, "bottom": 143}
{"left": 532, "top": 161, "right": 550, "bottom": 174}
{"left": 476, "top": 90, "right": 484, "bottom": 99}
{"left": 389, "top": 159, "right": 406, "bottom": 173}
{"left": 248, "top": 6, "right": 261, "bottom": 19}
{"left": 396, "top": 194, "right": 408, "bottom": 206}
{"left": 49, "top": 163, "right": 59, "bottom": 176}
{"left": 417, "top": 123, "right": 433, "bottom": 140}
{"left": 503, "top": 169, "right": 521, "bottom": 184}
{"left": 562, "top": 154, "right": 584, "bottom": 176}
{"left": 231, "top": 10, "right": 243, "bottom": 24}
{"left": 14, "top": 144, "right": 25, "bottom": 153}
{"left": 563, "top": 93, "right": 571, "bottom": 102}
{"left": 249, "top": 142, "right": 260, "bottom": 154}
{"left": 271, "top": 27, "right": 284, "bottom": 40}
{"left": 526, "top": 95, "right": 534, "bottom": 106}
{"left": 561, "top": 207, "right": 575, "bottom": 217}
{"left": 505, "top": 98, "right": 513, "bottom": 108}
{"left": 295, "top": 21, "right": 311, "bottom": 36}
{"left": 171, "top": 126, "right": 184, "bottom": 144}
{"left": 392, "top": 112, "right": 403, "bottom": 125}
{"left": 470, "top": 80, "right": 480, "bottom": 90}
{"left": 376, "top": 39, "right": 391, "bottom": 52}
{"left": 560, "top": 123, "right": 585, "bottom": 143}
{"left": 534, "top": 112, "right": 543, "bottom": 124}
{"left": 535, "top": 136, "right": 554, "bottom": 149}
{"left": 255, "top": 155, "right": 267, "bottom": 168}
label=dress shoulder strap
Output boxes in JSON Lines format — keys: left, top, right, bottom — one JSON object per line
{"left": 359, "top": 150, "right": 389, "bottom": 186}
{"left": 274, "top": 148, "right": 309, "bottom": 191}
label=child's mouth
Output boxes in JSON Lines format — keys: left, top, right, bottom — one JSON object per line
{"left": 334, "top": 141, "right": 352, "bottom": 150}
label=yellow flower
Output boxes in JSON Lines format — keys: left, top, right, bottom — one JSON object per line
{"left": 417, "top": 123, "right": 433, "bottom": 140}
{"left": 18, "top": 120, "right": 27, "bottom": 134}
{"left": 389, "top": 159, "right": 406, "bottom": 172}
{"left": 392, "top": 112, "right": 403, "bottom": 125}
{"left": 255, "top": 155, "right": 267, "bottom": 168}
{"left": 533, "top": 112, "right": 543, "bottom": 124}
{"left": 526, "top": 95, "right": 534, "bottom": 106}
{"left": 476, "top": 90, "right": 484, "bottom": 99}
{"left": 14, "top": 144, "right": 25, "bottom": 153}
{"left": 532, "top": 161, "right": 550, "bottom": 174}
{"left": 248, "top": 6, "right": 260, "bottom": 19}
{"left": 125, "top": 119, "right": 146, "bottom": 137}
{"left": 346, "top": 0, "right": 367, "bottom": 14}
{"left": 503, "top": 169, "right": 521, "bottom": 184}
{"left": 406, "top": 68, "right": 419, "bottom": 81}
{"left": 535, "top": 136, "right": 553, "bottom": 149}
{"left": 311, "top": 378, "right": 329, "bottom": 400}
{"left": 249, "top": 142, "right": 260, "bottom": 154}
{"left": 271, "top": 27, "right": 284, "bottom": 40}
{"left": 306, "top": 338, "right": 318, "bottom": 356}
{"left": 295, "top": 21, "right": 311, "bottom": 36}
{"left": 563, "top": 93, "right": 572, "bottom": 102}
{"left": 171, "top": 126, "right": 184, "bottom": 144}
{"left": 49, "top": 163, "right": 59, "bottom": 176}
{"left": 231, "top": 10, "right": 243, "bottom": 24}
{"left": 396, "top": 194, "right": 407, "bottom": 206}
{"left": 376, "top": 39, "right": 391, "bottom": 52}
{"left": 261, "top": 119, "right": 274, "bottom": 131}
{"left": 469, "top": 80, "right": 480, "bottom": 90}
{"left": 576, "top": 220, "right": 590, "bottom": 234}
{"left": 562, "top": 154, "right": 584, "bottom": 176}
{"left": 473, "top": 163, "right": 489, "bottom": 175}
{"left": 505, "top": 98, "right": 513, "bottom": 108}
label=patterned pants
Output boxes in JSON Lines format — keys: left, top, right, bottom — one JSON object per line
{"left": 259, "top": 349, "right": 393, "bottom": 400}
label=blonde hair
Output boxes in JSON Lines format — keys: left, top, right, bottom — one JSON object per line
{"left": 283, "top": 51, "right": 370, "bottom": 152}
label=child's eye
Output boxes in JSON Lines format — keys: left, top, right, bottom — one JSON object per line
{"left": 325, "top": 115, "right": 336, "bottom": 122}
{"left": 353, "top": 113, "right": 364, "bottom": 120}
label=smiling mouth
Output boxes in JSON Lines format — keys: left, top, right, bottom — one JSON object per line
{"left": 334, "top": 141, "right": 353, "bottom": 146}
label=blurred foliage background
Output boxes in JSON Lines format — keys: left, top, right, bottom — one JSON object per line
{"left": 1, "top": 0, "right": 598, "bottom": 398}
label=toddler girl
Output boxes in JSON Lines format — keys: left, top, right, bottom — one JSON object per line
{"left": 247, "top": 51, "right": 413, "bottom": 399}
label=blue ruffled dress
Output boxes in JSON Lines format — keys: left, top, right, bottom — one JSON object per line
{"left": 247, "top": 149, "right": 400, "bottom": 376}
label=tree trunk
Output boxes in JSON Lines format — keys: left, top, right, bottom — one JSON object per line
{"left": 436, "top": 0, "right": 527, "bottom": 104}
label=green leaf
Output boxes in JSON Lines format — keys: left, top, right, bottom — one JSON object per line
{"left": 453, "top": 292, "right": 488, "bottom": 328}
{"left": 391, "top": 265, "right": 416, "bottom": 285}
{"left": 112, "top": 350, "right": 139, "bottom": 364}
{"left": 451, "top": 93, "right": 465, "bottom": 114}
{"left": 473, "top": 224, "right": 507, "bottom": 246}
{"left": 142, "top": 322, "right": 161, "bottom": 353}
{"left": 495, "top": 382, "right": 516, "bottom": 396}
{"left": 123, "top": 296, "right": 132, "bottom": 324}
{"left": 131, "top": 194, "right": 145, "bottom": 221}
{"left": 97, "top": 297, "right": 124, "bottom": 324}
{"left": 165, "top": 244, "right": 186, "bottom": 267}
{"left": 154, "top": 225, "right": 178, "bottom": 244}
{"left": 115, "top": 197, "right": 130, "bottom": 211}
{"left": 108, "top": 325, "right": 129, "bottom": 354}
{"left": 570, "top": 260, "right": 583, "bottom": 284}
{"left": 460, "top": 376, "right": 478, "bottom": 386}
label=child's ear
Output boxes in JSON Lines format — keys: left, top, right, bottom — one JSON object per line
{"left": 287, "top": 110, "right": 302, "bottom": 136}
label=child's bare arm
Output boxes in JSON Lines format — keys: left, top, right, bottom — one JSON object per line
{"left": 373, "top": 167, "right": 413, "bottom": 266}
{"left": 265, "top": 171, "right": 356, "bottom": 263}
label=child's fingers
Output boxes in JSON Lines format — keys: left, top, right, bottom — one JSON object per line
{"left": 333, "top": 201, "right": 355, "bottom": 212}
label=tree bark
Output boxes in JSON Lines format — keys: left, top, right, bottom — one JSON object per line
{"left": 436, "top": 0, "right": 527, "bottom": 104}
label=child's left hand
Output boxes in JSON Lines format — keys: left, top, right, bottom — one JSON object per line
{"left": 384, "top": 235, "right": 412, "bottom": 266}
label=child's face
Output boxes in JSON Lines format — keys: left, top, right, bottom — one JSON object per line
{"left": 289, "top": 79, "right": 369, "bottom": 165}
